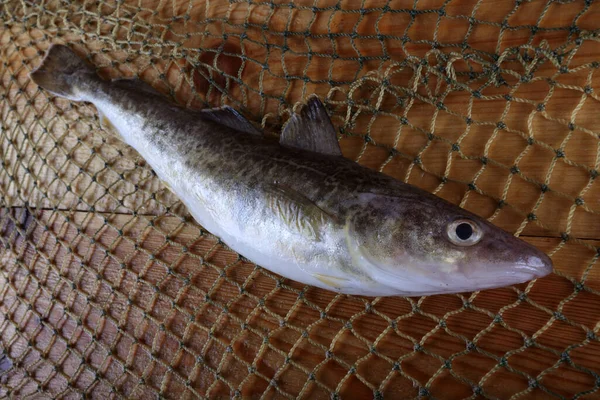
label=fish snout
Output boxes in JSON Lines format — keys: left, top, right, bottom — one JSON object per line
{"left": 459, "top": 246, "right": 553, "bottom": 287}
{"left": 521, "top": 251, "right": 553, "bottom": 278}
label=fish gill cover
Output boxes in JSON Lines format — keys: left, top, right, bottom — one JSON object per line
{"left": 0, "top": 0, "right": 599, "bottom": 398}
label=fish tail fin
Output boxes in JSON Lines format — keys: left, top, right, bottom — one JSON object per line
{"left": 30, "top": 45, "right": 98, "bottom": 101}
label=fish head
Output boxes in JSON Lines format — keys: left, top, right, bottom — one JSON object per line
{"left": 346, "top": 191, "right": 553, "bottom": 295}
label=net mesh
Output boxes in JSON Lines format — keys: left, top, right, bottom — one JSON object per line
{"left": 1, "top": 0, "right": 600, "bottom": 398}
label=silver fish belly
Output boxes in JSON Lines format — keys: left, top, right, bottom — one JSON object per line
{"left": 30, "top": 45, "right": 553, "bottom": 296}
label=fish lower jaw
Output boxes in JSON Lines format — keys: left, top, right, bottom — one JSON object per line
{"left": 364, "top": 267, "right": 544, "bottom": 297}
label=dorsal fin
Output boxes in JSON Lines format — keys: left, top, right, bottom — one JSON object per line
{"left": 113, "top": 78, "right": 164, "bottom": 97}
{"left": 200, "top": 106, "right": 262, "bottom": 136}
{"left": 280, "top": 97, "right": 342, "bottom": 156}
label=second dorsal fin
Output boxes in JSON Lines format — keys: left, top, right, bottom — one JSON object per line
{"left": 280, "top": 97, "right": 342, "bottom": 156}
{"left": 200, "top": 106, "right": 262, "bottom": 136}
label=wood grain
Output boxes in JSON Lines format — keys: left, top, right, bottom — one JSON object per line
{"left": 1, "top": 0, "right": 599, "bottom": 239}
{"left": 0, "top": 0, "right": 599, "bottom": 398}
{"left": 0, "top": 208, "right": 598, "bottom": 398}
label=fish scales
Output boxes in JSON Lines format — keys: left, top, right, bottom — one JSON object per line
{"left": 29, "top": 45, "right": 552, "bottom": 296}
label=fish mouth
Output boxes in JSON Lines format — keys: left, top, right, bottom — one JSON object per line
{"left": 377, "top": 271, "right": 541, "bottom": 296}
{"left": 463, "top": 271, "right": 541, "bottom": 288}
{"left": 369, "top": 256, "right": 553, "bottom": 296}
{"left": 465, "top": 253, "right": 554, "bottom": 281}
{"left": 356, "top": 236, "right": 554, "bottom": 296}
{"left": 524, "top": 253, "right": 554, "bottom": 277}
{"left": 435, "top": 258, "right": 553, "bottom": 294}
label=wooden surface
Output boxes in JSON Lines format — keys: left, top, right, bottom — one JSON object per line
{"left": 1, "top": 208, "right": 599, "bottom": 399}
{"left": 0, "top": 0, "right": 599, "bottom": 398}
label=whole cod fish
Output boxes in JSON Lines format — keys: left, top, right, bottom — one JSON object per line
{"left": 30, "top": 45, "right": 552, "bottom": 296}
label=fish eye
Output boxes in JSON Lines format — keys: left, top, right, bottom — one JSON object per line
{"left": 446, "top": 219, "right": 482, "bottom": 246}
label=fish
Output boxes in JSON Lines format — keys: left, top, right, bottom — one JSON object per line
{"left": 30, "top": 45, "right": 553, "bottom": 297}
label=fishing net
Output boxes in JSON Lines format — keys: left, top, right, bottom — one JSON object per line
{"left": 1, "top": 0, "right": 599, "bottom": 398}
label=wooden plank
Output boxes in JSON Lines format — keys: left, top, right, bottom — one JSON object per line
{"left": 0, "top": 0, "right": 599, "bottom": 241}
{"left": 0, "top": 0, "right": 599, "bottom": 397}
{"left": 0, "top": 208, "right": 598, "bottom": 398}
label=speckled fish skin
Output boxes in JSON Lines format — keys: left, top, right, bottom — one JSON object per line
{"left": 30, "top": 45, "right": 553, "bottom": 296}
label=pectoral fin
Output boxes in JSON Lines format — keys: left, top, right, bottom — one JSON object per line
{"left": 265, "top": 184, "right": 336, "bottom": 241}
{"left": 280, "top": 97, "right": 342, "bottom": 156}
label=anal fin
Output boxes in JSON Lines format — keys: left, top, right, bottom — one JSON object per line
{"left": 98, "top": 110, "right": 118, "bottom": 136}
{"left": 161, "top": 179, "right": 174, "bottom": 193}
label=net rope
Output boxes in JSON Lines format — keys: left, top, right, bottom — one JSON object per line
{"left": 0, "top": 0, "right": 599, "bottom": 398}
